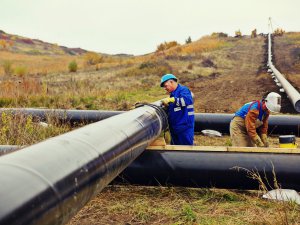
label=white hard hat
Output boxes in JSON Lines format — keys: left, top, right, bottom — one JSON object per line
{"left": 264, "top": 92, "right": 281, "bottom": 113}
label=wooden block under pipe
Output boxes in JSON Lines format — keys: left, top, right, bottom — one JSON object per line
{"left": 149, "top": 137, "right": 166, "bottom": 146}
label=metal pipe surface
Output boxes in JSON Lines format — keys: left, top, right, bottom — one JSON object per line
{"left": 0, "top": 145, "right": 21, "bottom": 156}
{"left": 268, "top": 33, "right": 300, "bottom": 112}
{"left": 116, "top": 149, "right": 300, "bottom": 190}
{"left": 0, "top": 103, "right": 166, "bottom": 225}
{"left": 1, "top": 108, "right": 300, "bottom": 135}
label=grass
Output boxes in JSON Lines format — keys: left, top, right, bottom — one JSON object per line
{"left": 67, "top": 185, "right": 300, "bottom": 225}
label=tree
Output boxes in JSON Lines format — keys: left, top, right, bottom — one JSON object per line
{"left": 235, "top": 30, "right": 242, "bottom": 38}
{"left": 251, "top": 29, "right": 257, "bottom": 38}
{"left": 273, "top": 28, "right": 285, "bottom": 36}
{"left": 185, "top": 36, "right": 192, "bottom": 44}
{"left": 0, "top": 40, "right": 7, "bottom": 49}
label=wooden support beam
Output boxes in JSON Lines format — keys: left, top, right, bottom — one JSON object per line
{"left": 146, "top": 145, "right": 300, "bottom": 154}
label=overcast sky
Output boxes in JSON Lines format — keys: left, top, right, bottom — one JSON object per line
{"left": 0, "top": 0, "right": 299, "bottom": 55}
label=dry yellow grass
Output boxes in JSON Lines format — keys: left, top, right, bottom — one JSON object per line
{"left": 0, "top": 51, "right": 85, "bottom": 75}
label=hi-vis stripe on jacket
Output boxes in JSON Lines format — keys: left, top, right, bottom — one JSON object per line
{"left": 234, "top": 100, "right": 269, "bottom": 139}
{"left": 168, "top": 84, "right": 194, "bottom": 133}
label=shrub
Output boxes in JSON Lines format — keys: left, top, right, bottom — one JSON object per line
{"left": 68, "top": 60, "right": 78, "bottom": 72}
{"left": 211, "top": 32, "right": 228, "bottom": 38}
{"left": 85, "top": 52, "right": 103, "bottom": 65}
{"left": 187, "top": 63, "right": 193, "bottom": 70}
{"left": 156, "top": 41, "right": 180, "bottom": 52}
{"left": 14, "top": 66, "right": 27, "bottom": 77}
{"left": 2, "top": 60, "right": 13, "bottom": 76}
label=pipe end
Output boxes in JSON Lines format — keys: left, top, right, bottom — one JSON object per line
{"left": 295, "top": 100, "right": 300, "bottom": 113}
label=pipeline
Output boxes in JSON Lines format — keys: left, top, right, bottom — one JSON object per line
{"left": 116, "top": 147, "right": 300, "bottom": 191}
{"left": 1, "top": 108, "right": 300, "bottom": 136}
{"left": 0, "top": 101, "right": 167, "bottom": 225}
{"left": 0, "top": 108, "right": 124, "bottom": 125}
{"left": 2, "top": 144, "right": 299, "bottom": 190}
{"left": 0, "top": 145, "right": 21, "bottom": 156}
{"left": 268, "top": 33, "right": 300, "bottom": 112}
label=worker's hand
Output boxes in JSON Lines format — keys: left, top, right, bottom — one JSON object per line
{"left": 261, "top": 134, "right": 269, "bottom": 147}
{"left": 253, "top": 135, "right": 264, "bottom": 147}
{"left": 161, "top": 97, "right": 175, "bottom": 106}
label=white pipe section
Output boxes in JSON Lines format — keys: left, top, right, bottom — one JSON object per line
{"left": 268, "top": 33, "right": 300, "bottom": 112}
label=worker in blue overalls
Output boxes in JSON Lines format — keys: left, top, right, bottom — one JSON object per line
{"left": 160, "top": 74, "right": 194, "bottom": 145}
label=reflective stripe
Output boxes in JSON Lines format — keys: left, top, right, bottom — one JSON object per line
{"left": 180, "top": 98, "right": 186, "bottom": 106}
{"left": 187, "top": 105, "right": 194, "bottom": 109}
{"left": 174, "top": 107, "right": 181, "bottom": 112}
{"left": 188, "top": 112, "right": 194, "bottom": 116}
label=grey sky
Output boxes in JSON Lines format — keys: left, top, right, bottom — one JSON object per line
{"left": 0, "top": 0, "right": 299, "bottom": 55}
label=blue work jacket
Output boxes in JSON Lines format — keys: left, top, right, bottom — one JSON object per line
{"left": 167, "top": 84, "right": 194, "bottom": 133}
{"left": 235, "top": 100, "right": 267, "bottom": 121}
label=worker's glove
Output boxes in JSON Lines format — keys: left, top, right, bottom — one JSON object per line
{"left": 253, "top": 135, "right": 264, "bottom": 147}
{"left": 161, "top": 97, "right": 175, "bottom": 106}
{"left": 261, "top": 134, "right": 269, "bottom": 147}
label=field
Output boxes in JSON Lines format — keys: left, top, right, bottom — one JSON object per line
{"left": 1, "top": 31, "right": 300, "bottom": 224}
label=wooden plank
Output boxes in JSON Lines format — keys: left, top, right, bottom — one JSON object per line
{"left": 146, "top": 145, "right": 227, "bottom": 152}
{"left": 146, "top": 145, "right": 300, "bottom": 154}
{"left": 228, "top": 146, "right": 300, "bottom": 154}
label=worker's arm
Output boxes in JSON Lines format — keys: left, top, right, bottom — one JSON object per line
{"left": 260, "top": 113, "right": 270, "bottom": 147}
{"left": 245, "top": 109, "right": 264, "bottom": 147}
{"left": 260, "top": 113, "right": 269, "bottom": 135}
{"left": 173, "top": 88, "right": 193, "bottom": 108}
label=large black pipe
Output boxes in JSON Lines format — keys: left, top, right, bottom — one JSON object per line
{"left": 116, "top": 149, "right": 300, "bottom": 190}
{"left": 194, "top": 113, "right": 300, "bottom": 136}
{"left": 0, "top": 108, "right": 123, "bottom": 125}
{"left": 1, "top": 108, "right": 300, "bottom": 135}
{"left": 0, "top": 102, "right": 167, "bottom": 225}
{"left": 1, "top": 144, "right": 300, "bottom": 190}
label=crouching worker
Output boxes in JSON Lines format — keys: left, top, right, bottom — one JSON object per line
{"left": 230, "top": 92, "right": 281, "bottom": 147}
{"left": 160, "top": 74, "right": 194, "bottom": 145}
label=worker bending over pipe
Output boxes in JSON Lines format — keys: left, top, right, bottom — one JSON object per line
{"left": 230, "top": 92, "right": 281, "bottom": 147}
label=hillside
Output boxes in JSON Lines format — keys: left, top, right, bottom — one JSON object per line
{"left": 1, "top": 31, "right": 300, "bottom": 114}
{"left": 0, "top": 30, "right": 87, "bottom": 55}
{"left": 1, "top": 32, "right": 300, "bottom": 114}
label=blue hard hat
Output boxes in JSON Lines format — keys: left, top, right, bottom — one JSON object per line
{"left": 160, "top": 74, "right": 177, "bottom": 87}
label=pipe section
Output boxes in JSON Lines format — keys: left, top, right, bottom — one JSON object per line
{"left": 1, "top": 108, "right": 300, "bottom": 135}
{"left": 116, "top": 149, "right": 300, "bottom": 190}
{"left": 0, "top": 103, "right": 166, "bottom": 225}
{"left": 0, "top": 108, "right": 123, "bottom": 125}
{"left": 195, "top": 113, "right": 300, "bottom": 136}
{"left": 0, "top": 145, "right": 21, "bottom": 156}
{"left": 268, "top": 33, "right": 300, "bottom": 112}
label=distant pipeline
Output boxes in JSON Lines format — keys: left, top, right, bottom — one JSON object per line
{"left": 1, "top": 108, "right": 300, "bottom": 136}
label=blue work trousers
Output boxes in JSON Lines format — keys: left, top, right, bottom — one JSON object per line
{"left": 170, "top": 127, "right": 194, "bottom": 145}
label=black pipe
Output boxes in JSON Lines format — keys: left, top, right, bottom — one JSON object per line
{"left": 116, "top": 149, "right": 300, "bottom": 190}
{"left": 1, "top": 109, "right": 300, "bottom": 135}
{"left": 195, "top": 113, "right": 300, "bottom": 136}
{"left": 0, "top": 102, "right": 167, "bottom": 225}
{"left": 0, "top": 108, "right": 123, "bottom": 125}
